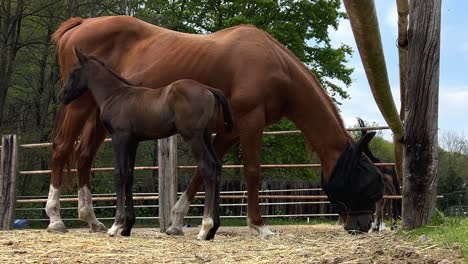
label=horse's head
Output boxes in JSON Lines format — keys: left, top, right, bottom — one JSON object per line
{"left": 321, "top": 132, "right": 384, "bottom": 234}
{"left": 59, "top": 47, "right": 91, "bottom": 105}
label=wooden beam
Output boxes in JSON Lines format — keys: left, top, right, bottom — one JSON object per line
{"left": 402, "top": 0, "right": 441, "bottom": 229}
{"left": 0, "top": 135, "right": 18, "bottom": 230}
{"left": 396, "top": 0, "right": 409, "bottom": 121}
{"left": 158, "top": 136, "right": 177, "bottom": 232}
{"left": 343, "top": 0, "right": 405, "bottom": 182}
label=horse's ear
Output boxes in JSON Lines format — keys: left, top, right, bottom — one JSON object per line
{"left": 73, "top": 46, "right": 88, "bottom": 64}
{"left": 357, "top": 131, "right": 376, "bottom": 153}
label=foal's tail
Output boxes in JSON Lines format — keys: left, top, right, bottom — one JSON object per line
{"left": 207, "top": 88, "right": 233, "bottom": 132}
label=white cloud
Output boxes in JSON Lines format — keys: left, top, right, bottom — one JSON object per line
{"left": 439, "top": 87, "right": 468, "bottom": 113}
{"left": 329, "top": 18, "right": 355, "bottom": 49}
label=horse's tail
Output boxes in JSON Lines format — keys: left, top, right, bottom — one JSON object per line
{"left": 207, "top": 87, "right": 233, "bottom": 132}
{"left": 51, "top": 17, "right": 84, "bottom": 189}
{"left": 53, "top": 17, "right": 84, "bottom": 85}
{"left": 52, "top": 17, "right": 83, "bottom": 45}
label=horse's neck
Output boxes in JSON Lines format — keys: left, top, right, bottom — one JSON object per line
{"left": 286, "top": 62, "right": 350, "bottom": 180}
{"left": 87, "top": 66, "right": 126, "bottom": 106}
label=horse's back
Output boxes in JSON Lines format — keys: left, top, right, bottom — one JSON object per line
{"left": 54, "top": 16, "right": 307, "bottom": 127}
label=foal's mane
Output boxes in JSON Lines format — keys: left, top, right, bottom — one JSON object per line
{"left": 87, "top": 55, "right": 137, "bottom": 86}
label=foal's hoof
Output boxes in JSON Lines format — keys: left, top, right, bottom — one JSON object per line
{"left": 165, "top": 226, "right": 184, "bottom": 236}
{"left": 107, "top": 225, "right": 121, "bottom": 237}
{"left": 47, "top": 222, "right": 68, "bottom": 233}
{"left": 90, "top": 222, "right": 108, "bottom": 233}
{"left": 120, "top": 229, "right": 131, "bottom": 237}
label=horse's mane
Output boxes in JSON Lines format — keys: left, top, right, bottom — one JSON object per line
{"left": 262, "top": 30, "right": 352, "bottom": 142}
{"left": 88, "top": 55, "right": 137, "bottom": 86}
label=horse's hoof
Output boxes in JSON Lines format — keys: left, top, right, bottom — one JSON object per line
{"left": 90, "top": 222, "right": 108, "bottom": 233}
{"left": 166, "top": 226, "right": 184, "bottom": 236}
{"left": 259, "top": 227, "right": 275, "bottom": 239}
{"left": 196, "top": 231, "right": 208, "bottom": 240}
{"left": 205, "top": 231, "right": 216, "bottom": 241}
{"left": 250, "top": 224, "right": 275, "bottom": 239}
{"left": 120, "top": 229, "right": 131, "bottom": 237}
{"left": 47, "top": 222, "right": 68, "bottom": 233}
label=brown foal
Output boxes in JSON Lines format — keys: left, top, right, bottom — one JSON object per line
{"left": 59, "top": 48, "right": 232, "bottom": 240}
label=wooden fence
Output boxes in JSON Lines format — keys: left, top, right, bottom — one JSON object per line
{"left": 1, "top": 126, "right": 400, "bottom": 230}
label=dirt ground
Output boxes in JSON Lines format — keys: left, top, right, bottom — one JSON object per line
{"left": 0, "top": 224, "right": 464, "bottom": 263}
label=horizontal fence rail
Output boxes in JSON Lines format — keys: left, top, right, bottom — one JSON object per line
{"left": 3, "top": 125, "right": 418, "bottom": 229}
{"left": 16, "top": 194, "right": 443, "bottom": 204}
{"left": 18, "top": 163, "right": 397, "bottom": 175}
{"left": 14, "top": 126, "right": 390, "bottom": 149}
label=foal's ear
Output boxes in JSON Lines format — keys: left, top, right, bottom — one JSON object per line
{"left": 73, "top": 46, "right": 88, "bottom": 64}
{"left": 357, "top": 131, "right": 376, "bottom": 153}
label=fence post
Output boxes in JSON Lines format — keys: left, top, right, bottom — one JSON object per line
{"left": 158, "top": 136, "right": 177, "bottom": 232}
{"left": 0, "top": 135, "right": 18, "bottom": 230}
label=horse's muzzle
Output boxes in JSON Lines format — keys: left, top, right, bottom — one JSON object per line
{"left": 343, "top": 213, "right": 373, "bottom": 234}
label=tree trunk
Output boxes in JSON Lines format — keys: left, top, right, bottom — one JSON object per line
{"left": 402, "top": 0, "right": 441, "bottom": 229}
{"left": 0, "top": 0, "right": 24, "bottom": 127}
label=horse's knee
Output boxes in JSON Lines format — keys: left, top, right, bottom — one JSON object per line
{"left": 244, "top": 166, "right": 261, "bottom": 181}
{"left": 52, "top": 141, "right": 73, "bottom": 163}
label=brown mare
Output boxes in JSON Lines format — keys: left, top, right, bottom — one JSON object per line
{"left": 58, "top": 48, "right": 232, "bottom": 240}
{"left": 48, "top": 16, "right": 384, "bottom": 237}
{"left": 357, "top": 118, "right": 401, "bottom": 232}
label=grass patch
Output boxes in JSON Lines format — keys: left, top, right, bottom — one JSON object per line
{"left": 398, "top": 212, "right": 468, "bottom": 261}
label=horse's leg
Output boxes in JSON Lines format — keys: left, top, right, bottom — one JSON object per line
{"left": 46, "top": 103, "right": 94, "bottom": 233}
{"left": 108, "top": 133, "right": 130, "bottom": 237}
{"left": 121, "top": 140, "right": 138, "bottom": 236}
{"left": 371, "top": 200, "right": 382, "bottom": 232}
{"left": 76, "top": 117, "right": 107, "bottom": 232}
{"left": 238, "top": 111, "right": 274, "bottom": 239}
{"left": 378, "top": 200, "right": 386, "bottom": 232}
{"left": 166, "top": 132, "right": 239, "bottom": 236}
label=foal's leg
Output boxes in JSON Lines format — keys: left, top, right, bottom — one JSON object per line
{"left": 203, "top": 129, "right": 221, "bottom": 240}
{"left": 46, "top": 100, "right": 95, "bottom": 233}
{"left": 108, "top": 133, "right": 130, "bottom": 237}
{"left": 76, "top": 117, "right": 107, "bottom": 232}
{"left": 187, "top": 131, "right": 218, "bottom": 240}
{"left": 166, "top": 132, "right": 239, "bottom": 236}
{"left": 121, "top": 141, "right": 138, "bottom": 236}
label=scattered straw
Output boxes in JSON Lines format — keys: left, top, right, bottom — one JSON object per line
{"left": 0, "top": 225, "right": 463, "bottom": 263}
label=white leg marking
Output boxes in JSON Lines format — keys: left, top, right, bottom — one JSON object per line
{"left": 247, "top": 217, "right": 275, "bottom": 239}
{"left": 78, "top": 186, "right": 107, "bottom": 232}
{"left": 197, "top": 217, "right": 214, "bottom": 240}
{"left": 370, "top": 219, "right": 378, "bottom": 233}
{"left": 108, "top": 222, "right": 123, "bottom": 237}
{"left": 45, "top": 185, "right": 67, "bottom": 232}
{"left": 166, "top": 192, "right": 190, "bottom": 235}
{"left": 378, "top": 221, "right": 387, "bottom": 232}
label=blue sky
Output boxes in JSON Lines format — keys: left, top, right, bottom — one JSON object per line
{"left": 329, "top": 0, "right": 468, "bottom": 140}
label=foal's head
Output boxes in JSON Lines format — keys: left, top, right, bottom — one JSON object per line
{"left": 59, "top": 47, "right": 95, "bottom": 105}
{"left": 321, "top": 132, "right": 384, "bottom": 233}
